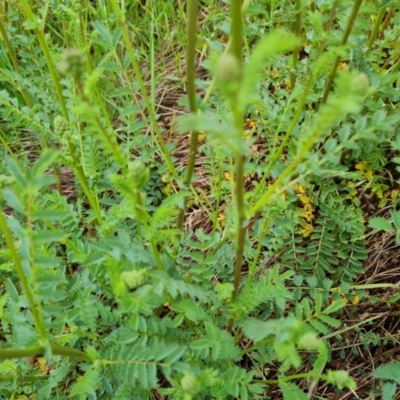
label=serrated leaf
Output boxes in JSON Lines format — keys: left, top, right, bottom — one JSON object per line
{"left": 137, "top": 363, "right": 148, "bottom": 389}
{"left": 152, "top": 344, "right": 181, "bottom": 362}
{"left": 369, "top": 217, "right": 392, "bottom": 232}
{"left": 240, "top": 383, "right": 248, "bottom": 400}
{"left": 391, "top": 210, "right": 400, "bottom": 231}
{"left": 147, "top": 363, "right": 158, "bottom": 388}
{"left": 373, "top": 362, "right": 400, "bottom": 384}
{"left": 31, "top": 229, "right": 68, "bottom": 243}
{"left": 31, "top": 209, "right": 69, "bottom": 221}
{"left": 6, "top": 158, "right": 27, "bottom": 188}
{"left": 379, "top": 0, "right": 393, "bottom": 8}
{"left": 92, "top": 21, "right": 112, "bottom": 43}
{"left": 318, "top": 314, "right": 341, "bottom": 328}
{"left": 308, "top": 319, "right": 329, "bottom": 335}
{"left": 164, "top": 345, "right": 186, "bottom": 364}
{"left": 190, "top": 338, "right": 210, "bottom": 350}
{"left": 31, "top": 149, "right": 60, "bottom": 180}
{"left": 279, "top": 382, "right": 309, "bottom": 400}
{"left": 5, "top": 278, "right": 19, "bottom": 302}
{"left": 306, "top": 276, "right": 318, "bottom": 288}
{"left": 382, "top": 381, "right": 397, "bottom": 400}
{"left": 69, "top": 368, "right": 100, "bottom": 397}
{"left": 2, "top": 188, "right": 25, "bottom": 213}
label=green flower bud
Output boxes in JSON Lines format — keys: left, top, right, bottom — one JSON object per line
{"left": 215, "top": 53, "right": 241, "bottom": 83}
{"left": 121, "top": 269, "right": 145, "bottom": 289}
{"left": 351, "top": 72, "right": 370, "bottom": 96}
{"left": 54, "top": 115, "right": 69, "bottom": 136}
{"left": 297, "top": 332, "right": 321, "bottom": 351}
{"left": 55, "top": 5, "right": 73, "bottom": 21}
{"left": 58, "top": 48, "right": 86, "bottom": 79}
{"left": 325, "top": 370, "right": 356, "bottom": 390}
{"left": 71, "top": 0, "right": 85, "bottom": 13}
{"left": 180, "top": 372, "right": 197, "bottom": 392}
{"left": 214, "top": 282, "right": 234, "bottom": 301}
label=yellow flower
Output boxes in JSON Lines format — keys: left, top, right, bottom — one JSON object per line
{"left": 302, "top": 211, "right": 314, "bottom": 222}
{"left": 37, "top": 357, "right": 47, "bottom": 373}
{"left": 245, "top": 118, "right": 257, "bottom": 130}
{"left": 224, "top": 171, "right": 234, "bottom": 184}
{"left": 198, "top": 132, "right": 206, "bottom": 142}
{"left": 275, "top": 187, "right": 286, "bottom": 201}
{"left": 294, "top": 183, "right": 306, "bottom": 194}
{"left": 303, "top": 202, "right": 315, "bottom": 212}
{"left": 218, "top": 212, "right": 226, "bottom": 226}
{"left": 300, "top": 223, "right": 313, "bottom": 237}
{"left": 355, "top": 161, "right": 367, "bottom": 171}
{"left": 352, "top": 295, "right": 360, "bottom": 306}
{"left": 365, "top": 169, "right": 373, "bottom": 181}
{"left": 298, "top": 193, "right": 311, "bottom": 204}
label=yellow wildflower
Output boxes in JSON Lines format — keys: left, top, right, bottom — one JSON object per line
{"left": 300, "top": 223, "right": 313, "bottom": 238}
{"left": 352, "top": 295, "right": 360, "bottom": 306}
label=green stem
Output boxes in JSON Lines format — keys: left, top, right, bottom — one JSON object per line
{"left": 20, "top": 0, "right": 100, "bottom": 217}
{"left": 0, "top": 342, "right": 91, "bottom": 361}
{"left": 176, "top": 0, "right": 199, "bottom": 234}
{"left": 201, "top": 0, "right": 251, "bottom": 106}
{"left": 20, "top": 0, "right": 68, "bottom": 120}
{"left": 385, "top": 54, "right": 400, "bottom": 75}
{"left": 0, "top": 376, "right": 48, "bottom": 382}
{"left": 253, "top": 372, "right": 315, "bottom": 384}
{"left": 229, "top": 0, "right": 245, "bottom": 309}
{"left": 67, "top": 142, "right": 103, "bottom": 225}
{"left": 290, "top": 0, "right": 302, "bottom": 91}
{"left": 246, "top": 214, "right": 271, "bottom": 284}
{"left": 320, "top": 0, "right": 363, "bottom": 105}
{"left": 378, "top": 8, "right": 393, "bottom": 40}
{"left": 366, "top": 6, "right": 386, "bottom": 55}
{"left": 322, "top": 312, "right": 387, "bottom": 340}
{"left": 0, "top": 207, "right": 46, "bottom": 340}
{"left": 134, "top": 189, "right": 164, "bottom": 272}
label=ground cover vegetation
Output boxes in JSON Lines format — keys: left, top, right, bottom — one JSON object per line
{"left": 0, "top": 0, "right": 400, "bottom": 398}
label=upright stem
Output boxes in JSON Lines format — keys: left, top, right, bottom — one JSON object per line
{"left": 290, "top": 0, "right": 302, "bottom": 92}
{"left": 366, "top": 6, "right": 386, "bottom": 55}
{"left": 230, "top": 0, "right": 245, "bottom": 305}
{"left": 176, "top": 0, "right": 199, "bottom": 234}
{"left": 0, "top": 207, "right": 46, "bottom": 341}
{"left": 320, "top": 0, "right": 363, "bottom": 105}
{"left": 378, "top": 8, "right": 393, "bottom": 40}
{"left": 20, "top": 0, "right": 101, "bottom": 220}
{"left": 20, "top": 0, "right": 68, "bottom": 120}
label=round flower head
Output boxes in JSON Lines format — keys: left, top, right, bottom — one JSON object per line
{"left": 58, "top": 48, "right": 86, "bottom": 79}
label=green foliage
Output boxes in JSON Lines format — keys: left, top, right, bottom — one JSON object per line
{"left": 373, "top": 361, "right": 400, "bottom": 399}
{"left": 0, "top": 0, "right": 398, "bottom": 399}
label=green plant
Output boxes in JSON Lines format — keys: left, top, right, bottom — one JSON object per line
{"left": 373, "top": 361, "right": 400, "bottom": 400}
{"left": 0, "top": 0, "right": 399, "bottom": 399}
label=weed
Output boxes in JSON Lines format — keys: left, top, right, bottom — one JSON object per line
{"left": 0, "top": 1, "right": 400, "bottom": 399}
